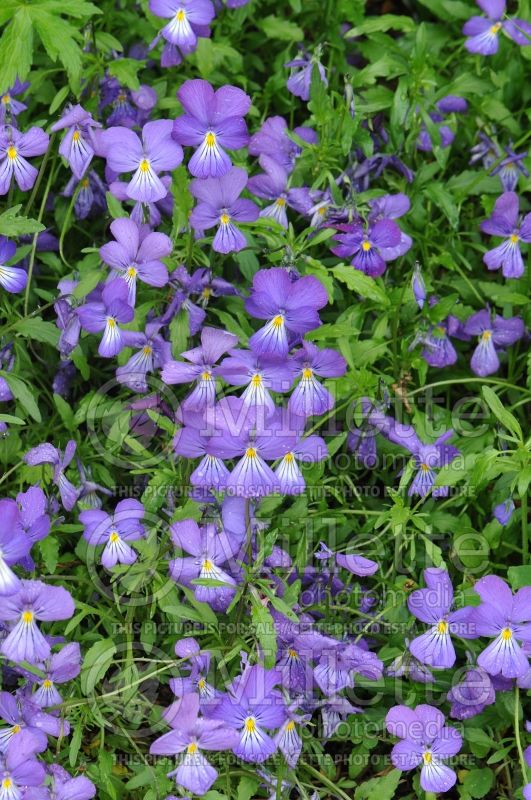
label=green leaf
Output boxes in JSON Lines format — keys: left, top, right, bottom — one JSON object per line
{"left": 347, "top": 14, "right": 415, "bottom": 36}
{"left": 0, "top": 413, "right": 25, "bottom": 425}
{"left": 80, "top": 639, "right": 116, "bottom": 695}
{"left": 332, "top": 264, "right": 390, "bottom": 306}
{"left": 261, "top": 15, "right": 303, "bottom": 41}
{"left": 482, "top": 386, "right": 523, "bottom": 441}
{"left": 0, "top": 205, "right": 45, "bottom": 237}
{"left": 417, "top": 0, "right": 472, "bottom": 20}
{"left": 0, "top": 7, "right": 33, "bottom": 92}
{"left": 508, "top": 565, "right": 531, "bottom": 590}
{"left": 250, "top": 597, "right": 277, "bottom": 668}
{"left": 31, "top": 8, "right": 83, "bottom": 93}
{"left": 105, "top": 191, "right": 126, "bottom": 219}
{"left": 38, "top": 535, "right": 59, "bottom": 573}
{"left": 354, "top": 768, "right": 402, "bottom": 799}
{"left": 425, "top": 183, "right": 460, "bottom": 229}
{"left": 108, "top": 58, "right": 145, "bottom": 91}
{"left": 0, "top": 373, "right": 41, "bottom": 422}
{"left": 49, "top": 85, "right": 70, "bottom": 115}
{"left": 463, "top": 768, "right": 494, "bottom": 799}
{"left": 13, "top": 317, "right": 59, "bottom": 346}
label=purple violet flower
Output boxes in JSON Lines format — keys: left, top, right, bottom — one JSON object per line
{"left": 172, "top": 78, "right": 251, "bottom": 178}
{"left": 493, "top": 497, "right": 515, "bottom": 525}
{"left": 331, "top": 219, "right": 402, "bottom": 277}
{"left": 386, "top": 704, "right": 462, "bottom": 793}
{"left": 189, "top": 166, "right": 259, "bottom": 253}
{"left": 447, "top": 667, "right": 496, "bottom": 719}
{"left": 285, "top": 52, "right": 327, "bottom": 102}
{"left": 77, "top": 278, "right": 135, "bottom": 358}
{"left": 217, "top": 348, "right": 294, "bottom": 413}
{"left": 0, "top": 580, "right": 75, "bottom": 664}
{"left": 0, "top": 236, "right": 27, "bottom": 293}
{"left": 100, "top": 217, "right": 172, "bottom": 306}
{"left": 245, "top": 268, "right": 328, "bottom": 357}
{"left": 0, "top": 747, "right": 45, "bottom": 797}
{"left": 247, "top": 155, "right": 300, "bottom": 228}
{"left": 490, "top": 145, "right": 529, "bottom": 192}
{"left": 0, "top": 499, "right": 31, "bottom": 596}
{"left": 274, "top": 431, "right": 328, "bottom": 495}
{"left": 24, "top": 440, "right": 79, "bottom": 511}
{"left": 480, "top": 191, "right": 531, "bottom": 279}
{"left": 80, "top": 499, "right": 145, "bottom": 568}
{"left": 48, "top": 765, "right": 96, "bottom": 800}
{"left": 412, "top": 262, "right": 427, "bottom": 309}
{"left": 101, "top": 120, "right": 183, "bottom": 202}
{"left": 464, "top": 309, "right": 525, "bottom": 376}
{"left": 30, "top": 642, "right": 82, "bottom": 707}
{"left": 469, "top": 575, "right": 531, "bottom": 679}
{"left": 463, "top": 0, "right": 531, "bottom": 55}
{"left": 248, "top": 116, "right": 318, "bottom": 174}
{"left": 116, "top": 322, "right": 172, "bottom": 392}
{"left": 149, "top": 0, "right": 215, "bottom": 59}
{"left": 0, "top": 79, "right": 29, "bottom": 123}
{"left": 51, "top": 104, "right": 101, "bottom": 179}
{"left": 0, "top": 126, "right": 49, "bottom": 194}
{"left": 288, "top": 341, "right": 346, "bottom": 418}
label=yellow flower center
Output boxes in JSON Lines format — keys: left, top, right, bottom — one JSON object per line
{"left": 201, "top": 370, "right": 212, "bottom": 381}
{"left": 202, "top": 287, "right": 211, "bottom": 299}
{"left": 490, "top": 22, "right": 502, "bottom": 33}
{"left": 286, "top": 720, "right": 295, "bottom": 731}
{"left": 7, "top": 145, "right": 17, "bottom": 160}
{"left": 318, "top": 206, "right": 327, "bottom": 216}
{"left": 81, "top": 178, "right": 90, "bottom": 188}
{"left": 22, "top": 611, "right": 34, "bottom": 624}
{"left": 176, "top": 8, "right": 186, "bottom": 21}
{"left": 205, "top": 131, "right": 216, "bottom": 147}
{"left": 139, "top": 158, "right": 150, "bottom": 173}
{"left": 272, "top": 314, "right": 284, "bottom": 328}
{"left": 142, "top": 345, "right": 152, "bottom": 356}
{"left": 127, "top": 266, "right": 137, "bottom": 279}
{"left": 302, "top": 368, "right": 313, "bottom": 379}
{"left": 276, "top": 197, "right": 286, "bottom": 206}
{"left": 187, "top": 741, "right": 198, "bottom": 754}
{"left": 109, "top": 531, "right": 120, "bottom": 543}
{"left": 202, "top": 559, "right": 213, "bottom": 572}
{"left": 284, "top": 452, "right": 295, "bottom": 463}
{"left": 251, "top": 373, "right": 262, "bottom": 387}
{"left": 1, "top": 94, "right": 10, "bottom": 105}
{"left": 73, "top": 130, "right": 81, "bottom": 142}
{"left": 362, "top": 240, "right": 372, "bottom": 251}
{"left": 220, "top": 213, "right": 230, "bottom": 225}
{"left": 107, "top": 317, "right": 116, "bottom": 328}
{"left": 198, "top": 678, "right": 206, "bottom": 690}
{"left": 244, "top": 717, "right": 256, "bottom": 733}
{"left": 12, "top": 725, "right": 21, "bottom": 734}
{"left": 423, "top": 751, "right": 433, "bottom": 765}
{"left": 437, "top": 620, "right": 448, "bottom": 635}
{"left": 481, "top": 330, "right": 492, "bottom": 341}
{"left": 245, "top": 447, "right": 257, "bottom": 459}
{"left": 501, "top": 627, "right": 512, "bottom": 641}
{"left": 288, "top": 647, "right": 298, "bottom": 659}
{"left": 2, "top": 779, "right": 12, "bottom": 790}
{"left": 43, "top": 679, "right": 53, "bottom": 689}
{"left": 420, "top": 463, "right": 430, "bottom": 473}
{"left": 510, "top": 234, "right": 519, "bottom": 244}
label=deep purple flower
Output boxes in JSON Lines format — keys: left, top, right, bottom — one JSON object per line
{"left": 480, "top": 192, "right": 531, "bottom": 279}
{"left": 0, "top": 236, "right": 27, "bottom": 293}
{"left": 210, "top": 664, "right": 287, "bottom": 762}
{"left": 463, "top": 0, "right": 531, "bottom": 55}
{"left": 490, "top": 145, "right": 529, "bottom": 191}
{"left": 51, "top": 104, "right": 101, "bottom": 179}
{"left": 116, "top": 322, "right": 172, "bottom": 392}
{"left": 217, "top": 348, "right": 293, "bottom": 412}
{"left": 331, "top": 219, "right": 402, "bottom": 277}
{"left": 0, "top": 499, "right": 30, "bottom": 596}
{"left": 0, "top": 79, "right": 29, "bottom": 123}
{"left": 285, "top": 52, "right": 327, "bottom": 102}
{"left": 100, "top": 218, "right": 171, "bottom": 306}
{"left": 80, "top": 499, "right": 145, "bottom": 568}
{"left": 245, "top": 268, "right": 328, "bottom": 356}
{"left": 464, "top": 309, "right": 525, "bottom": 376}
{"left": 368, "top": 193, "right": 412, "bottom": 258}
{"left": 0, "top": 126, "right": 49, "bottom": 194}
{"left": 150, "top": 692, "right": 238, "bottom": 795}
{"left": 29, "top": 642, "right": 82, "bottom": 707}
{"left": 288, "top": 341, "right": 346, "bottom": 418}
{"left": 249, "top": 116, "right": 318, "bottom": 174}
{"left": 189, "top": 166, "right": 259, "bottom": 253}
{"left": 0, "top": 579, "right": 75, "bottom": 664}
{"left": 77, "top": 279, "right": 135, "bottom": 358}
{"left": 24, "top": 440, "right": 79, "bottom": 511}
{"left": 447, "top": 667, "right": 496, "bottom": 719}
{"left": 162, "top": 326, "right": 238, "bottom": 410}
{"left": 169, "top": 519, "right": 240, "bottom": 611}
{"left": 173, "top": 408, "right": 231, "bottom": 490}
{"left": 386, "top": 704, "right": 462, "bottom": 793}
{"left": 173, "top": 79, "right": 251, "bottom": 178}
{"left": 149, "top": 0, "right": 215, "bottom": 56}
{"left": 101, "top": 120, "right": 183, "bottom": 202}
{"left": 16, "top": 485, "right": 51, "bottom": 563}
{"left": 469, "top": 575, "right": 531, "bottom": 678}
{"left": 493, "top": 497, "right": 515, "bottom": 525}
{"left": 408, "top": 568, "right": 476, "bottom": 668}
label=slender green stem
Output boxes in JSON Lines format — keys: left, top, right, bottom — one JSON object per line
{"left": 514, "top": 687, "right": 529, "bottom": 784}
{"left": 521, "top": 491, "right": 528, "bottom": 566}
{"left": 24, "top": 133, "right": 56, "bottom": 217}
{"left": 408, "top": 377, "right": 530, "bottom": 397}
{"left": 24, "top": 168, "right": 55, "bottom": 315}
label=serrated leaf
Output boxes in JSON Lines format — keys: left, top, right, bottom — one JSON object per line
{"left": 332, "top": 264, "right": 390, "bottom": 306}
{"left": 13, "top": 317, "right": 59, "bottom": 346}
{"left": 0, "top": 205, "right": 45, "bottom": 237}
{"left": 38, "top": 535, "right": 59, "bottom": 573}
{"left": 0, "top": 8, "right": 33, "bottom": 92}
{"left": 31, "top": 8, "right": 83, "bottom": 93}
{"left": 108, "top": 58, "right": 144, "bottom": 91}
{"left": 261, "top": 15, "right": 303, "bottom": 41}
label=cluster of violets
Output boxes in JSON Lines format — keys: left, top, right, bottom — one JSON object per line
{"left": 0, "top": 5, "right": 530, "bottom": 799}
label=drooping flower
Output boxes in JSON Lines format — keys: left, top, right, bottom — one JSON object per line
{"left": 77, "top": 279, "right": 135, "bottom": 358}
{"left": 480, "top": 192, "right": 531, "bottom": 279}
{"left": 150, "top": 693, "right": 238, "bottom": 796}
{"left": 0, "top": 579, "right": 75, "bottom": 664}
{"left": 295, "top": 630, "right": 383, "bottom": 696}
{"left": 470, "top": 131, "right": 501, "bottom": 169}
{"left": 0, "top": 126, "right": 49, "bottom": 194}
{"left": 274, "top": 431, "right": 328, "bottom": 495}
{"left": 0, "top": 499, "right": 31, "bottom": 596}
{"left": 288, "top": 341, "right": 346, "bottom": 418}
{"left": 162, "top": 326, "right": 238, "bottom": 410}
{"left": 110, "top": 174, "right": 173, "bottom": 228}
{"left": 169, "top": 519, "right": 240, "bottom": 611}
{"left": 490, "top": 145, "right": 530, "bottom": 191}
{"left": 173, "top": 407, "right": 231, "bottom": 490}
{"left": 189, "top": 166, "right": 259, "bottom": 253}
{"left": 63, "top": 169, "right": 107, "bottom": 219}
{"left": 416, "top": 96, "right": 467, "bottom": 152}
{"left": 386, "top": 704, "right": 462, "bottom": 793}
{"left": 245, "top": 268, "right": 328, "bottom": 357}
{"left": 100, "top": 217, "right": 171, "bottom": 306}
{"left": 51, "top": 104, "right": 101, "bottom": 179}
{"left": 412, "top": 262, "right": 427, "bottom": 309}
{"left": 315, "top": 541, "right": 378, "bottom": 578}
{"left": 101, "top": 120, "right": 183, "bottom": 202}
{"left": 285, "top": 51, "right": 327, "bottom": 102}
{"left": 0, "top": 79, "right": 29, "bottom": 123}
{"left": 0, "top": 236, "right": 27, "bottom": 293}
{"left": 209, "top": 664, "right": 287, "bottom": 762}
{"left": 447, "top": 666, "right": 496, "bottom": 719}
{"left": 248, "top": 116, "right": 318, "bottom": 173}
{"left": 80, "top": 499, "right": 146, "bottom": 568}
{"left": 149, "top": 0, "right": 216, "bottom": 61}
{"left": 331, "top": 219, "right": 402, "bottom": 277}
{"left": 172, "top": 79, "right": 251, "bottom": 178}
{"left": 24, "top": 440, "right": 79, "bottom": 511}
{"left": 493, "top": 497, "right": 515, "bottom": 525}
{"left": 418, "top": 322, "right": 458, "bottom": 368}
{"left": 463, "top": 0, "right": 531, "bottom": 55}
{"left": 468, "top": 575, "right": 531, "bottom": 679}
{"left": 407, "top": 568, "right": 476, "bottom": 669}
{"left": 171, "top": 638, "right": 219, "bottom": 709}
{"left": 464, "top": 309, "right": 525, "bottom": 377}
{"left": 16, "top": 485, "right": 51, "bottom": 563}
